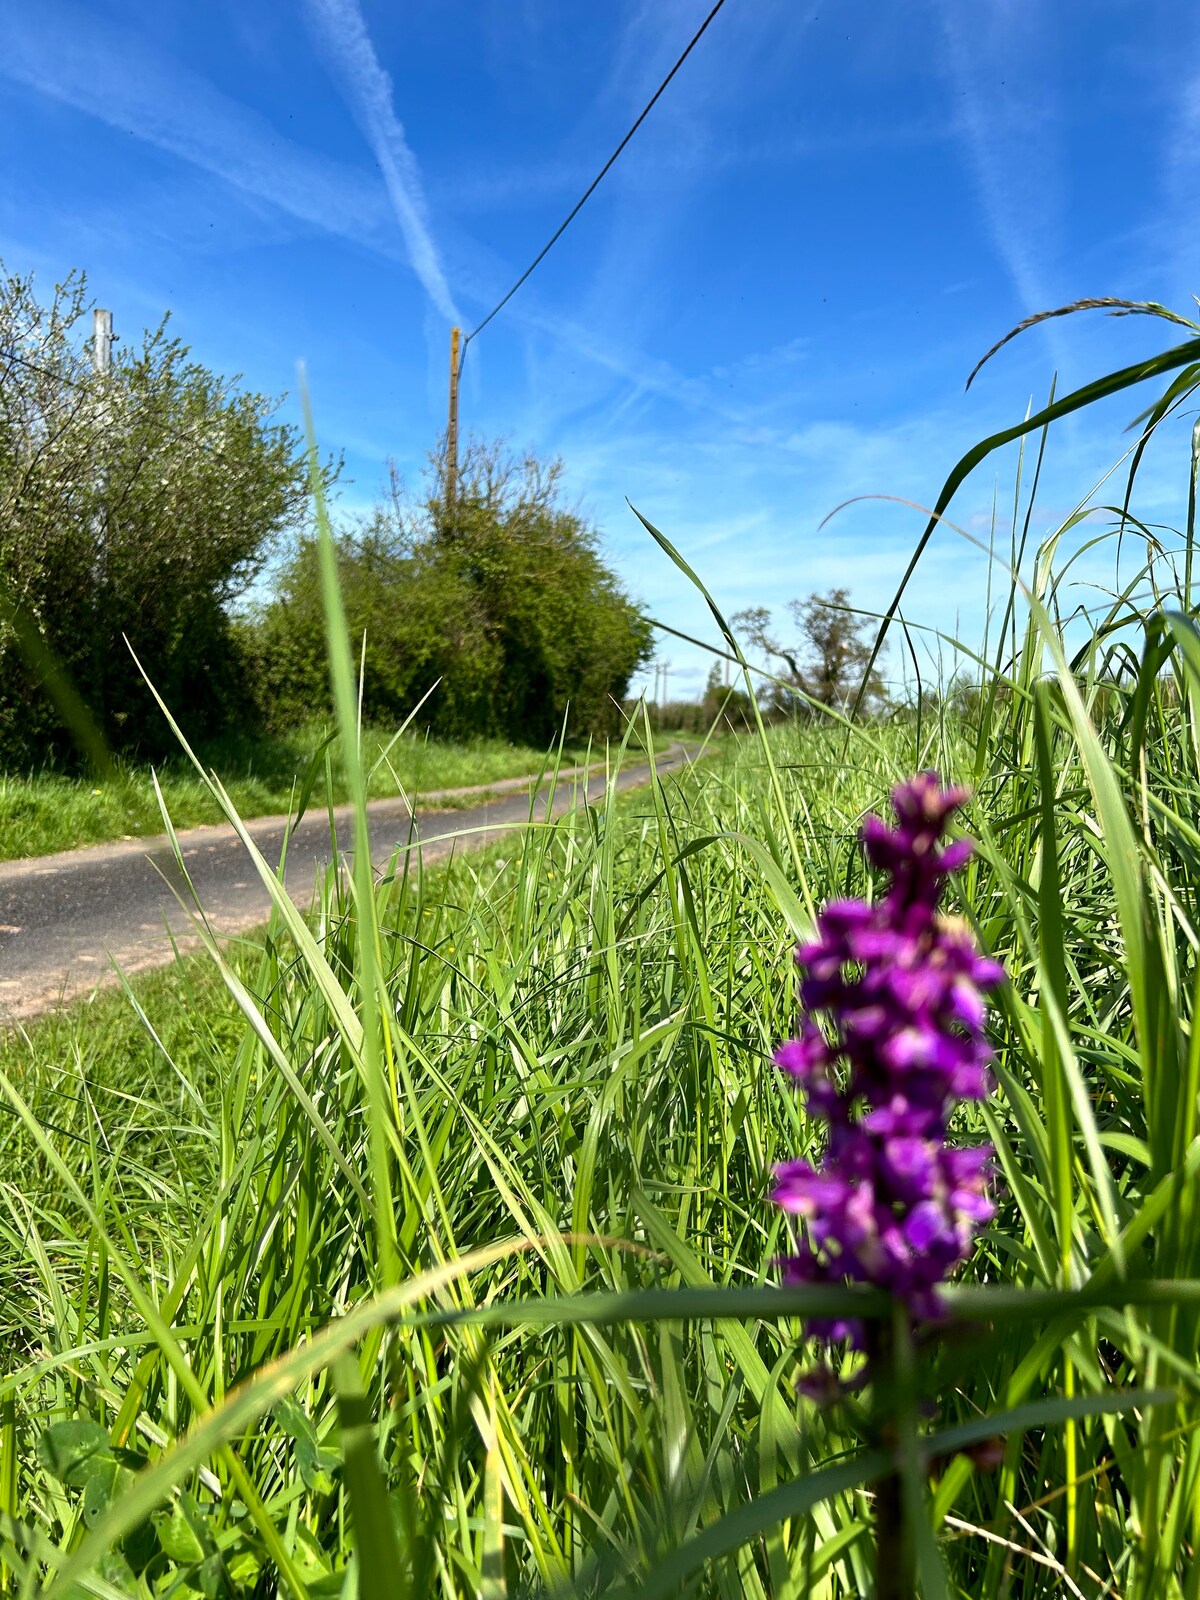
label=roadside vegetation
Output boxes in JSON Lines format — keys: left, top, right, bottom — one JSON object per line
{"left": 0, "top": 725, "right": 610, "bottom": 862}
{"left": 0, "top": 264, "right": 652, "bottom": 777}
{"left": 5, "top": 298, "right": 1200, "bottom": 1598}
{"left": 0, "top": 263, "right": 658, "bottom": 863}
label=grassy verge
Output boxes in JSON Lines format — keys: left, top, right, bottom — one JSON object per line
{"left": 0, "top": 747, "right": 700, "bottom": 1135}
{"left": 0, "top": 723, "right": 661, "bottom": 862}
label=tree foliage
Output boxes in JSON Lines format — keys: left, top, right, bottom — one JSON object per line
{"left": 0, "top": 265, "right": 316, "bottom": 763}
{"left": 701, "top": 661, "right": 756, "bottom": 729}
{"left": 248, "top": 439, "right": 653, "bottom": 743}
{"left": 733, "top": 587, "right": 887, "bottom": 716}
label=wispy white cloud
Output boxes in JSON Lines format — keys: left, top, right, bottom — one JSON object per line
{"left": 303, "top": 0, "right": 458, "bottom": 323}
{"left": 568, "top": 1, "right": 818, "bottom": 350}
{"left": 0, "top": 0, "right": 784, "bottom": 450}
{"left": 448, "top": 3, "right": 828, "bottom": 440}
{"left": 434, "top": 112, "right": 951, "bottom": 217}
{"left": 550, "top": 362, "right": 1187, "bottom": 702}
{"left": 0, "top": 0, "right": 396, "bottom": 255}
{"left": 709, "top": 336, "right": 810, "bottom": 384}
{"left": 1162, "top": 22, "right": 1200, "bottom": 304}
{"left": 460, "top": 294, "right": 764, "bottom": 449}
{"left": 935, "top": 0, "right": 1062, "bottom": 325}
{"left": 0, "top": 3, "right": 404, "bottom": 254}
{"left": 0, "top": 0, "right": 460, "bottom": 328}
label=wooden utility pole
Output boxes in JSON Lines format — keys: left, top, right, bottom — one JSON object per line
{"left": 92, "top": 309, "right": 113, "bottom": 376}
{"left": 446, "top": 325, "right": 461, "bottom": 519}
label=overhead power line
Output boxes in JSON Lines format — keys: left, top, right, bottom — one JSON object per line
{"left": 460, "top": 0, "right": 732, "bottom": 363}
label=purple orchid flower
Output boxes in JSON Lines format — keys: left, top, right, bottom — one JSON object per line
{"left": 772, "top": 772, "right": 1002, "bottom": 1346}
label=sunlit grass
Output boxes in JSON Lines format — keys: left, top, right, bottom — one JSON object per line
{"left": 6, "top": 640, "right": 1197, "bottom": 1596}
{"left": 0, "top": 723, "right": 612, "bottom": 861}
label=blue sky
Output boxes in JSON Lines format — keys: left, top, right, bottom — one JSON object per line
{"left": 2, "top": 0, "right": 1197, "bottom": 701}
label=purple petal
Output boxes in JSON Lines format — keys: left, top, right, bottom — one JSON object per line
{"left": 936, "top": 838, "right": 974, "bottom": 873}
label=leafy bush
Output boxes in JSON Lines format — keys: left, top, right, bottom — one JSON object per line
{"left": 0, "top": 264, "right": 321, "bottom": 765}
{"left": 247, "top": 440, "right": 653, "bottom": 742}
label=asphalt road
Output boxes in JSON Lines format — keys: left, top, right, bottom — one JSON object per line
{"left": 0, "top": 745, "right": 693, "bottom": 1019}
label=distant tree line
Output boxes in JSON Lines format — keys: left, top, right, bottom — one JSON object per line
{"left": 633, "top": 665, "right": 757, "bottom": 735}
{"left": 638, "top": 595, "right": 889, "bottom": 735}
{"left": 0, "top": 267, "right": 652, "bottom": 767}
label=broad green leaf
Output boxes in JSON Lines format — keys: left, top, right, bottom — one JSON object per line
{"left": 36, "top": 1422, "right": 113, "bottom": 1490}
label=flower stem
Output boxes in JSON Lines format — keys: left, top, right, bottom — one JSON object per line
{"left": 867, "top": 1321, "right": 916, "bottom": 1600}
{"left": 873, "top": 1463, "right": 911, "bottom": 1600}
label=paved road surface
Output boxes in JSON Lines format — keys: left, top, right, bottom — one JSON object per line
{"left": 0, "top": 746, "right": 693, "bottom": 1019}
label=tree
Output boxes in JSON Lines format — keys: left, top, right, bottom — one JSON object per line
{"left": 701, "top": 661, "right": 723, "bottom": 713}
{"left": 0, "top": 264, "right": 320, "bottom": 763}
{"left": 700, "top": 660, "right": 754, "bottom": 731}
{"left": 733, "top": 588, "right": 887, "bottom": 716}
{"left": 243, "top": 499, "right": 501, "bottom": 738}
{"left": 250, "top": 438, "right": 653, "bottom": 743}
{"left": 439, "top": 438, "right": 654, "bottom": 743}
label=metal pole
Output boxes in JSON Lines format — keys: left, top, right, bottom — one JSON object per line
{"left": 90, "top": 310, "right": 114, "bottom": 725}
{"left": 92, "top": 309, "right": 113, "bottom": 376}
{"left": 446, "top": 325, "right": 461, "bottom": 520}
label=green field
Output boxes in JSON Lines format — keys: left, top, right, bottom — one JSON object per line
{"left": 5, "top": 324, "right": 1200, "bottom": 1597}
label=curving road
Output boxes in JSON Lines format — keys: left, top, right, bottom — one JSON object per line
{"left": 0, "top": 745, "right": 694, "bottom": 1020}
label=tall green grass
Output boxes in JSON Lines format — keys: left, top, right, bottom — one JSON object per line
{"left": 4, "top": 310, "right": 1200, "bottom": 1596}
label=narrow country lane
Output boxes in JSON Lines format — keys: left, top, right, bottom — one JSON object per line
{"left": 0, "top": 744, "right": 694, "bottom": 1019}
